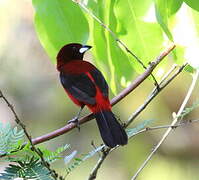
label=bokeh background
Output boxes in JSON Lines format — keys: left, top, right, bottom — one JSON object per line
{"left": 0, "top": 0, "right": 199, "bottom": 179}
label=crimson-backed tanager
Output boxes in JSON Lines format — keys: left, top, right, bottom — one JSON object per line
{"left": 56, "top": 43, "right": 128, "bottom": 148}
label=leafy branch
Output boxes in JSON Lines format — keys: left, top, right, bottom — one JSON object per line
{"left": 1, "top": 159, "right": 53, "bottom": 180}
{"left": 0, "top": 122, "right": 24, "bottom": 154}
{"left": 0, "top": 123, "right": 70, "bottom": 179}
{"left": 0, "top": 90, "right": 60, "bottom": 179}
{"left": 0, "top": 44, "right": 177, "bottom": 179}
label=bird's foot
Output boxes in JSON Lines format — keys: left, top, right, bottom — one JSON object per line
{"left": 67, "top": 117, "right": 80, "bottom": 131}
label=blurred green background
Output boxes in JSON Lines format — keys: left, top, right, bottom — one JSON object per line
{"left": 0, "top": 0, "right": 199, "bottom": 179}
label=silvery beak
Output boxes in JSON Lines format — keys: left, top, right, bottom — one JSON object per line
{"left": 79, "top": 45, "right": 92, "bottom": 53}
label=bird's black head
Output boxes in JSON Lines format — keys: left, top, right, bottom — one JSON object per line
{"left": 57, "top": 43, "right": 92, "bottom": 62}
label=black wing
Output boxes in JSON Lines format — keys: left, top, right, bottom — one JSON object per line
{"left": 60, "top": 72, "right": 96, "bottom": 105}
{"left": 89, "top": 68, "right": 109, "bottom": 97}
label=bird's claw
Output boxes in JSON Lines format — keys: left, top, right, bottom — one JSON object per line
{"left": 67, "top": 117, "right": 80, "bottom": 131}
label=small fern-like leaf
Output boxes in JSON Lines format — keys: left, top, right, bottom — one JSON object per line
{"left": 0, "top": 159, "right": 53, "bottom": 180}
{"left": 179, "top": 100, "right": 199, "bottom": 118}
{"left": 66, "top": 145, "right": 104, "bottom": 175}
{"left": 41, "top": 144, "right": 70, "bottom": 163}
{"left": 0, "top": 122, "right": 24, "bottom": 155}
{"left": 3, "top": 143, "right": 70, "bottom": 165}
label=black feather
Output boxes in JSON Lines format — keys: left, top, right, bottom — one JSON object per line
{"left": 94, "top": 110, "right": 128, "bottom": 148}
{"left": 90, "top": 68, "right": 109, "bottom": 97}
{"left": 60, "top": 72, "right": 96, "bottom": 105}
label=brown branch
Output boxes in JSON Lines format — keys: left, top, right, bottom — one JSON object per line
{"left": 32, "top": 44, "right": 175, "bottom": 145}
{"left": 0, "top": 90, "right": 59, "bottom": 179}
{"left": 111, "top": 44, "right": 176, "bottom": 106}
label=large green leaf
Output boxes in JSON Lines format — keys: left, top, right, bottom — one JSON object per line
{"left": 184, "top": 0, "right": 199, "bottom": 12}
{"left": 114, "top": 0, "right": 164, "bottom": 71}
{"left": 155, "top": 0, "right": 185, "bottom": 64}
{"left": 32, "top": 0, "right": 193, "bottom": 93}
{"left": 32, "top": 0, "right": 89, "bottom": 63}
{"left": 183, "top": 4, "right": 199, "bottom": 69}
{"left": 86, "top": 0, "right": 134, "bottom": 93}
{"left": 86, "top": 0, "right": 164, "bottom": 93}
{"left": 155, "top": 0, "right": 183, "bottom": 41}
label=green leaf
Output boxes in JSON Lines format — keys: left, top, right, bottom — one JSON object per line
{"left": 172, "top": 45, "right": 186, "bottom": 65}
{"left": 184, "top": 64, "right": 196, "bottom": 73}
{"left": 41, "top": 144, "right": 70, "bottom": 163}
{"left": 0, "top": 160, "right": 53, "bottom": 180}
{"left": 183, "top": 6, "right": 199, "bottom": 69}
{"left": 155, "top": 0, "right": 183, "bottom": 41}
{"left": 4, "top": 143, "right": 70, "bottom": 164}
{"left": 66, "top": 145, "right": 104, "bottom": 175}
{"left": 32, "top": 0, "right": 89, "bottom": 63}
{"left": 1, "top": 143, "right": 71, "bottom": 179}
{"left": 85, "top": 0, "right": 165, "bottom": 93}
{"left": 154, "top": 0, "right": 185, "bottom": 66}
{"left": 184, "top": 0, "right": 199, "bottom": 12}
{"left": 0, "top": 122, "right": 24, "bottom": 155}
{"left": 87, "top": 0, "right": 134, "bottom": 93}
{"left": 126, "top": 119, "right": 154, "bottom": 138}
{"left": 179, "top": 99, "right": 199, "bottom": 118}
{"left": 114, "top": 0, "right": 164, "bottom": 70}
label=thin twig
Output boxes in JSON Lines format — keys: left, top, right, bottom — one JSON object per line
{"left": 32, "top": 44, "right": 175, "bottom": 145}
{"left": 88, "top": 118, "right": 199, "bottom": 179}
{"left": 131, "top": 69, "right": 199, "bottom": 180}
{"left": 73, "top": 0, "right": 159, "bottom": 86}
{"left": 0, "top": 90, "right": 59, "bottom": 179}
{"left": 126, "top": 63, "right": 187, "bottom": 127}
{"left": 158, "top": 64, "right": 177, "bottom": 86}
{"left": 87, "top": 64, "right": 186, "bottom": 180}
{"left": 130, "top": 119, "right": 199, "bottom": 138}
{"left": 88, "top": 117, "right": 199, "bottom": 180}
{"left": 88, "top": 148, "right": 111, "bottom": 180}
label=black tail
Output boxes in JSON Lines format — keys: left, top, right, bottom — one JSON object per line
{"left": 94, "top": 110, "right": 128, "bottom": 148}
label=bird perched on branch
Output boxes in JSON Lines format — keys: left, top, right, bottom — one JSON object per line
{"left": 56, "top": 43, "right": 128, "bottom": 148}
